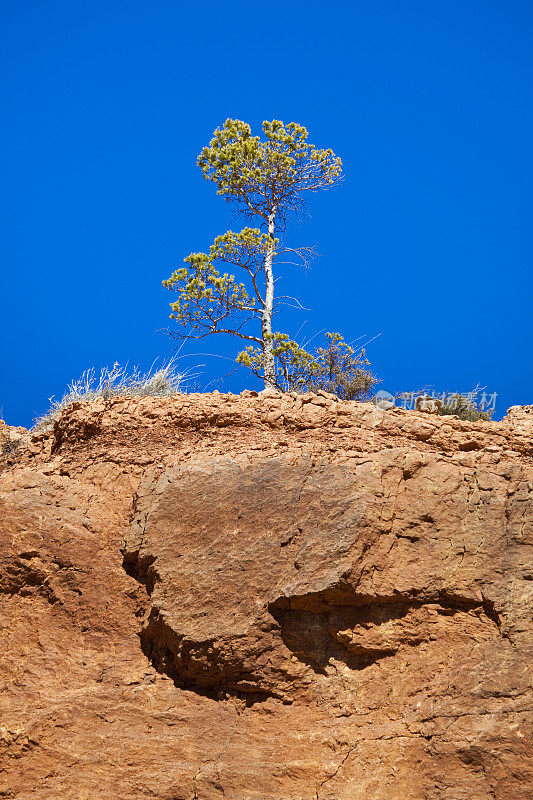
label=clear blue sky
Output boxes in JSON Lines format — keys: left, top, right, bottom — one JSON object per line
{"left": 1, "top": 0, "right": 532, "bottom": 426}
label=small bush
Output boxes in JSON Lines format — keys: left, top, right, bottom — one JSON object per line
{"left": 33, "top": 358, "right": 192, "bottom": 432}
{"left": 1, "top": 438, "right": 21, "bottom": 458}
{"left": 285, "top": 332, "right": 380, "bottom": 400}
{"left": 438, "top": 391, "right": 493, "bottom": 422}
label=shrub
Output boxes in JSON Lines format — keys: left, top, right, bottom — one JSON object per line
{"left": 33, "top": 359, "right": 192, "bottom": 432}
{"left": 282, "top": 332, "right": 379, "bottom": 400}
{"left": 438, "top": 391, "right": 493, "bottom": 422}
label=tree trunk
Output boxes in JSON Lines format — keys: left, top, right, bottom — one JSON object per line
{"left": 262, "top": 208, "right": 277, "bottom": 389}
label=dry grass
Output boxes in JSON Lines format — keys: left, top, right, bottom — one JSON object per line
{"left": 33, "top": 358, "right": 194, "bottom": 432}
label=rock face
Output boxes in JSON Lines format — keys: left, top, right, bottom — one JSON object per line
{"left": 0, "top": 394, "right": 532, "bottom": 800}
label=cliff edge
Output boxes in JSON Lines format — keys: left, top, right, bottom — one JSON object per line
{"left": 1, "top": 392, "right": 532, "bottom": 799}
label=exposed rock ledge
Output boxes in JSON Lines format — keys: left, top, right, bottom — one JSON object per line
{"left": 0, "top": 393, "right": 532, "bottom": 799}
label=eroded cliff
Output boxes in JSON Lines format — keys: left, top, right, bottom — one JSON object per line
{"left": 0, "top": 393, "right": 532, "bottom": 799}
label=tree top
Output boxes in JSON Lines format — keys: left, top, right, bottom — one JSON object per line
{"left": 197, "top": 118, "right": 343, "bottom": 222}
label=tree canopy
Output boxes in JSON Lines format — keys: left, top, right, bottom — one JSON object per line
{"left": 196, "top": 119, "right": 342, "bottom": 223}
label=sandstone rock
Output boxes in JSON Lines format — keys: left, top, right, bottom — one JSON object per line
{"left": 0, "top": 420, "right": 27, "bottom": 463}
{"left": 0, "top": 395, "right": 531, "bottom": 799}
{"left": 415, "top": 395, "right": 443, "bottom": 414}
{"left": 0, "top": 419, "right": 27, "bottom": 442}
{"left": 504, "top": 404, "right": 533, "bottom": 432}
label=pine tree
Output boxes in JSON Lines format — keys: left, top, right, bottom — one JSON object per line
{"left": 163, "top": 119, "right": 342, "bottom": 389}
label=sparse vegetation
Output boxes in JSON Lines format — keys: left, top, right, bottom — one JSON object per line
{"left": 33, "top": 359, "right": 191, "bottom": 432}
{"left": 240, "top": 331, "right": 379, "bottom": 400}
{"left": 439, "top": 391, "right": 493, "bottom": 421}
{"left": 1, "top": 438, "right": 21, "bottom": 458}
